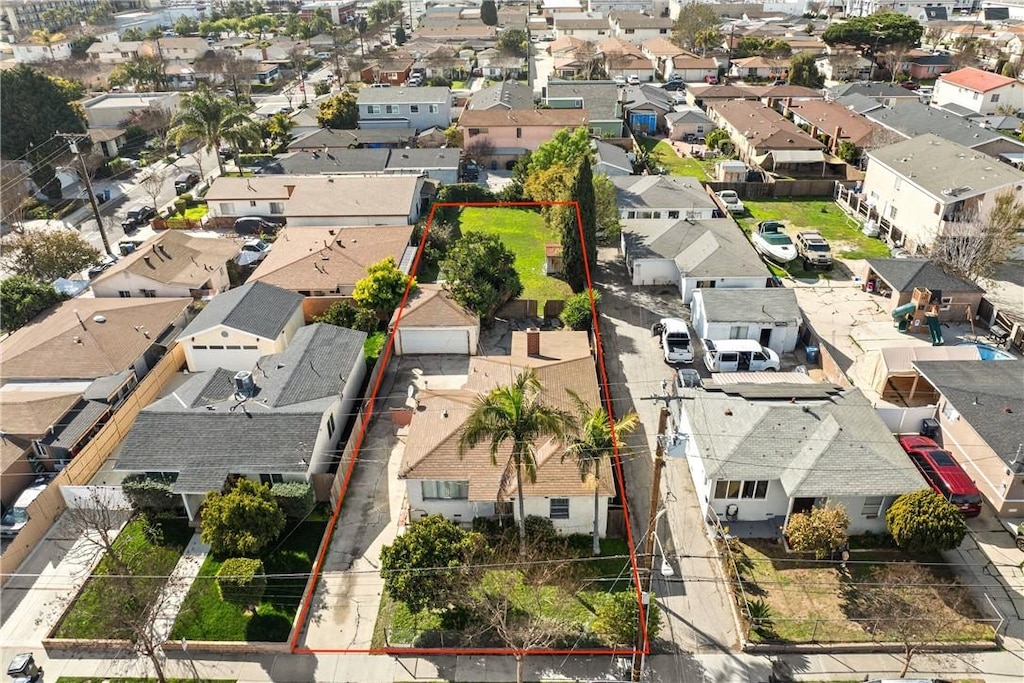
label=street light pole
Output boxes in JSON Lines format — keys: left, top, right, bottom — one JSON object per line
{"left": 61, "top": 133, "right": 114, "bottom": 258}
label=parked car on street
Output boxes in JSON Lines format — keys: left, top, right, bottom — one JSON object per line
{"left": 898, "top": 435, "right": 983, "bottom": 517}
{"left": 121, "top": 205, "right": 157, "bottom": 233}
{"left": 627, "top": 74, "right": 641, "bottom": 85}
{"left": 795, "top": 231, "right": 833, "bottom": 269}
{"left": 662, "top": 80, "right": 685, "bottom": 92}
{"left": 174, "top": 172, "right": 199, "bottom": 195}
{"left": 716, "top": 190, "right": 744, "bottom": 215}
{"left": 87, "top": 254, "right": 117, "bottom": 279}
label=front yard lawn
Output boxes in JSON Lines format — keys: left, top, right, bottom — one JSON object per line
{"left": 737, "top": 198, "right": 890, "bottom": 261}
{"left": 732, "top": 539, "right": 993, "bottom": 644}
{"left": 459, "top": 206, "right": 573, "bottom": 306}
{"left": 170, "top": 518, "right": 328, "bottom": 642}
{"left": 55, "top": 517, "right": 192, "bottom": 639}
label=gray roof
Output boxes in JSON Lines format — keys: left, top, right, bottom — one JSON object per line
{"left": 937, "top": 102, "right": 975, "bottom": 118}
{"left": 623, "top": 218, "right": 769, "bottom": 279}
{"left": 622, "top": 83, "right": 675, "bottom": 113}
{"left": 357, "top": 86, "right": 450, "bottom": 104}
{"left": 255, "top": 323, "right": 366, "bottom": 409}
{"left": 546, "top": 80, "right": 621, "bottom": 121}
{"left": 685, "top": 389, "right": 926, "bottom": 497}
{"left": 276, "top": 149, "right": 389, "bottom": 174}
{"left": 83, "top": 369, "right": 135, "bottom": 401}
{"left": 468, "top": 81, "right": 535, "bottom": 110}
{"left": 913, "top": 361, "right": 1024, "bottom": 471}
{"left": 967, "top": 113, "right": 1023, "bottom": 130}
{"left": 665, "top": 108, "right": 714, "bottom": 126}
{"left": 593, "top": 140, "right": 632, "bottom": 173}
{"left": 612, "top": 175, "right": 717, "bottom": 211}
{"left": 178, "top": 281, "right": 304, "bottom": 340}
{"left": 862, "top": 102, "right": 1023, "bottom": 151}
{"left": 866, "top": 258, "right": 984, "bottom": 294}
{"left": 696, "top": 288, "right": 801, "bottom": 324}
{"left": 40, "top": 400, "right": 109, "bottom": 450}
{"left": 834, "top": 93, "right": 883, "bottom": 114}
{"left": 287, "top": 127, "right": 416, "bottom": 150}
{"left": 385, "top": 147, "right": 460, "bottom": 170}
{"left": 829, "top": 82, "right": 920, "bottom": 100}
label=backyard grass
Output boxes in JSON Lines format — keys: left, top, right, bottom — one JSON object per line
{"left": 55, "top": 517, "right": 193, "bottom": 639}
{"left": 170, "top": 519, "right": 328, "bottom": 642}
{"left": 733, "top": 539, "right": 994, "bottom": 644}
{"left": 459, "top": 206, "right": 573, "bottom": 306}
{"left": 636, "top": 135, "right": 722, "bottom": 180}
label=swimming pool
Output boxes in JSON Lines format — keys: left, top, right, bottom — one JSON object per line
{"left": 956, "top": 342, "right": 1016, "bottom": 361}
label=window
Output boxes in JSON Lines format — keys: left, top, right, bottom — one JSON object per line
{"left": 118, "top": 290, "right": 132, "bottom": 298}
{"left": 141, "top": 289, "right": 156, "bottom": 298}
{"left": 192, "top": 345, "right": 207, "bottom": 350}
{"left": 410, "top": 104, "right": 419, "bottom": 113}
{"left": 625, "top": 210, "right": 636, "bottom": 219}
{"left": 367, "top": 104, "right": 381, "bottom": 114}
{"left": 696, "top": 280, "right": 716, "bottom": 289}
{"left": 991, "top": 94, "right": 1001, "bottom": 103}
{"left": 269, "top": 202, "right": 285, "bottom": 214}
{"left": 549, "top": 498, "right": 570, "bottom": 519}
{"left": 861, "top": 496, "right": 885, "bottom": 518}
{"left": 729, "top": 325, "right": 749, "bottom": 339}
{"left": 625, "top": 28, "right": 635, "bottom": 34}
{"left": 888, "top": 205, "right": 898, "bottom": 219}
{"left": 207, "top": 345, "right": 224, "bottom": 350}
{"left": 429, "top": 104, "right": 439, "bottom": 113}
{"left": 696, "top": 125, "right": 704, "bottom": 133}
{"left": 259, "top": 473, "right": 284, "bottom": 485}
{"left": 249, "top": 200, "right": 257, "bottom": 208}
{"left": 516, "top": 127, "right": 522, "bottom": 138}
{"left": 667, "top": 210, "right": 680, "bottom": 219}
{"left": 421, "top": 480, "right": 469, "bottom": 500}
{"left": 219, "top": 202, "right": 235, "bottom": 215}
{"left": 242, "top": 345, "right": 258, "bottom": 350}
{"left": 327, "top": 413, "right": 336, "bottom": 439}
{"left": 741, "top": 480, "right": 769, "bottom": 499}
{"left": 714, "top": 480, "right": 768, "bottom": 499}
{"left": 714, "top": 480, "right": 741, "bottom": 499}
{"left": 385, "top": 104, "right": 399, "bottom": 114}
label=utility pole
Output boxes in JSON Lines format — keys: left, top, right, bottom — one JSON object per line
{"left": 631, "top": 406, "right": 670, "bottom": 683}
{"left": 60, "top": 132, "right": 114, "bottom": 258}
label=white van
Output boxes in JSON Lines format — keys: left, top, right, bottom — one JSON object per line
{"left": 1, "top": 478, "right": 48, "bottom": 538}
{"left": 653, "top": 318, "right": 694, "bottom": 364}
{"left": 702, "top": 339, "right": 780, "bottom": 373}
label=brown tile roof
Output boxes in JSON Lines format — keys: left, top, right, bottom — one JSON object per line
{"left": 1, "top": 440, "right": 29, "bottom": 477}
{"left": 0, "top": 390, "right": 82, "bottom": 436}
{"left": 939, "top": 67, "right": 1018, "bottom": 93}
{"left": 642, "top": 36, "right": 691, "bottom": 58}
{"left": 399, "top": 330, "right": 612, "bottom": 501}
{"left": 548, "top": 35, "right": 588, "bottom": 55}
{"left": 710, "top": 99, "right": 824, "bottom": 151}
{"left": 459, "top": 108, "right": 589, "bottom": 128}
{"left": 92, "top": 231, "right": 239, "bottom": 289}
{"left": 0, "top": 298, "right": 189, "bottom": 381}
{"left": 598, "top": 37, "right": 645, "bottom": 58}
{"left": 389, "top": 283, "right": 477, "bottom": 328}
{"left": 785, "top": 99, "right": 881, "bottom": 147}
{"left": 250, "top": 225, "right": 413, "bottom": 293}
{"left": 204, "top": 176, "right": 296, "bottom": 201}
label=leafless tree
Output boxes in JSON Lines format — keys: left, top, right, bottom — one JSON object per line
{"left": 828, "top": 51, "right": 862, "bottom": 81}
{"left": 464, "top": 136, "right": 495, "bottom": 162}
{"left": 1, "top": 161, "right": 33, "bottom": 230}
{"left": 924, "top": 25, "right": 950, "bottom": 49}
{"left": 139, "top": 166, "right": 171, "bottom": 210}
{"left": 929, "top": 190, "right": 1024, "bottom": 281}
{"left": 883, "top": 43, "right": 913, "bottom": 82}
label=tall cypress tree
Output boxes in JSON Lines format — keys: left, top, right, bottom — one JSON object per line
{"left": 480, "top": 0, "right": 499, "bottom": 26}
{"left": 560, "top": 157, "right": 597, "bottom": 292}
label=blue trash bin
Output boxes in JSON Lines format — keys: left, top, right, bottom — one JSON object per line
{"left": 805, "top": 345, "right": 819, "bottom": 364}
{"left": 102, "top": 188, "right": 111, "bottom": 201}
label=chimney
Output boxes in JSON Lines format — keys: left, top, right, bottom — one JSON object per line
{"left": 526, "top": 327, "right": 541, "bottom": 357}
{"left": 233, "top": 371, "right": 255, "bottom": 397}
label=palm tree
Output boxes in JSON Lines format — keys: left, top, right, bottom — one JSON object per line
{"left": 459, "top": 369, "right": 575, "bottom": 556}
{"left": 169, "top": 86, "right": 258, "bottom": 176}
{"left": 694, "top": 28, "right": 723, "bottom": 58}
{"left": 562, "top": 391, "right": 639, "bottom": 556}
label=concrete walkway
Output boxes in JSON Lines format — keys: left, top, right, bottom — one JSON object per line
{"left": 150, "top": 533, "right": 210, "bottom": 643}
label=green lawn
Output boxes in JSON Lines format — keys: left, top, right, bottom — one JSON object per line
{"left": 636, "top": 135, "right": 726, "bottom": 180}
{"left": 170, "top": 519, "right": 328, "bottom": 642}
{"left": 459, "top": 206, "right": 573, "bottom": 306}
{"left": 55, "top": 517, "right": 193, "bottom": 639}
{"left": 172, "top": 203, "right": 209, "bottom": 221}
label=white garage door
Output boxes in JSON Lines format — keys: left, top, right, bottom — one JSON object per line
{"left": 188, "top": 346, "right": 262, "bottom": 372}
{"left": 398, "top": 328, "right": 470, "bottom": 355}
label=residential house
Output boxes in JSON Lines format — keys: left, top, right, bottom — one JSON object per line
{"left": 275, "top": 148, "right": 461, "bottom": 184}
{"left": 828, "top": 82, "right": 922, "bottom": 108}
{"left": 115, "top": 322, "right": 368, "bottom": 520}
{"left": 399, "top": 329, "right": 614, "bottom": 536}
{"left": 553, "top": 13, "right": 611, "bottom": 41}
{"left": 163, "top": 62, "right": 197, "bottom": 90}
{"left": 690, "top": 289, "right": 802, "bottom": 355}
{"left": 81, "top": 92, "right": 181, "bottom": 129}
{"left": 287, "top": 127, "right": 417, "bottom": 152}
{"left": 612, "top": 175, "right": 718, "bottom": 220}
{"left": 862, "top": 259, "right": 985, "bottom": 322}
{"left": 389, "top": 284, "right": 481, "bottom": 356}
{"left": 89, "top": 128, "right": 129, "bottom": 159}
{"left": 620, "top": 217, "right": 770, "bottom": 302}
{"left": 685, "top": 83, "right": 823, "bottom": 110}
{"left": 815, "top": 51, "right": 873, "bottom": 82}
{"left": 599, "top": 37, "right": 656, "bottom": 82}
{"left": 932, "top": 67, "right": 1024, "bottom": 115}
{"left": 707, "top": 100, "right": 826, "bottom": 174}
{"left": 204, "top": 175, "right": 426, "bottom": 226}
{"left": 591, "top": 0, "right": 662, "bottom": 14}
{"left": 671, "top": 384, "right": 927, "bottom": 536}
{"left": 729, "top": 56, "right": 790, "bottom": 80}
{"left": 592, "top": 140, "right": 633, "bottom": 176}
{"left": 137, "top": 37, "right": 210, "bottom": 62}
{"left": 458, "top": 108, "right": 590, "bottom": 169}
{"left": 781, "top": 99, "right": 903, "bottom": 161}
{"left": 621, "top": 83, "right": 675, "bottom": 134}
{"left": 357, "top": 86, "right": 452, "bottom": 131}
{"left": 12, "top": 35, "right": 72, "bottom": 63}
{"left": 415, "top": 24, "right": 499, "bottom": 44}
{"left": 177, "top": 281, "right": 305, "bottom": 373}
{"left": 608, "top": 11, "right": 673, "bottom": 42}
{"left": 545, "top": 79, "right": 624, "bottom": 137}
{"left": 250, "top": 225, "right": 414, "bottom": 297}
{"left": 0, "top": 390, "right": 80, "bottom": 508}
{"left": 666, "top": 55, "right": 719, "bottom": 83}
{"left": 901, "top": 52, "right": 952, "bottom": 81}
{"left": 467, "top": 81, "right": 535, "bottom": 111}
{"left": 253, "top": 62, "right": 280, "bottom": 84}
{"left": 85, "top": 40, "right": 141, "bottom": 64}
{"left": 476, "top": 48, "right": 528, "bottom": 79}
{"left": 664, "top": 107, "right": 716, "bottom": 141}
{"left": 913, "top": 361, "right": 1024, "bottom": 517}
{"left": 359, "top": 56, "right": 416, "bottom": 86}
{"left": 89, "top": 232, "right": 239, "bottom": 300}
{"left": 641, "top": 35, "right": 690, "bottom": 76}
{"left": 861, "top": 134, "right": 1024, "bottom": 253}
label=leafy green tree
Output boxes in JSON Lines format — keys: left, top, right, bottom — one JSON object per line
{"left": 705, "top": 128, "right": 730, "bottom": 151}
{"left": 380, "top": 514, "right": 488, "bottom": 613}
{"left": 673, "top": 2, "right": 721, "bottom": 52}
{"left": 0, "top": 275, "right": 66, "bottom": 332}
{"left": 0, "top": 65, "right": 85, "bottom": 159}
{"left": 121, "top": 27, "right": 144, "bottom": 41}
{"left": 480, "top": 0, "right": 499, "bottom": 26}
{"left": 316, "top": 91, "right": 359, "bottom": 129}
{"left": 108, "top": 56, "right": 166, "bottom": 91}
{"left": 559, "top": 156, "right": 597, "bottom": 292}
{"left": 886, "top": 489, "right": 967, "bottom": 554}
{"left": 562, "top": 389, "right": 638, "bottom": 554}
{"left": 592, "top": 172, "right": 621, "bottom": 241}
{"left": 559, "top": 289, "right": 600, "bottom": 331}
{"left": 265, "top": 111, "right": 295, "bottom": 152}
{"left": 1, "top": 229, "right": 100, "bottom": 281}
{"left": 311, "top": 299, "right": 380, "bottom": 332}
{"left": 200, "top": 479, "right": 286, "bottom": 556}
{"left": 785, "top": 503, "right": 850, "bottom": 559}
{"left": 49, "top": 75, "right": 85, "bottom": 101}
{"left": 174, "top": 14, "right": 198, "bottom": 36}
{"left": 528, "top": 126, "right": 592, "bottom": 175}
{"left": 836, "top": 140, "right": 858, "bottom": 163}
{"left": 87, "top": 0, "right": 115, "bottom": 25}
{"left": 394, "top": 25, "right": 407, "bottom": 45}
{"left": 593, "top": 589, "right": 662, "bottom": 647}
{"left": 496, "top": 28, "right": 528, "bottom": 57}
{"left": 215, "top": 557, "right": 267, "bottom": 610}
{"left": 440, "top": 232, "right": 523, "bottom": 319}
{"left": 352, "top": 256, "right": 416, "bottom": 320}
{"left": 458, "top": 368, "right": 575, "bottom": 555}
{"left": 169, "top": 85, "right": 259, "bottom": 176}
{"left": 822, "top": 12, "right": 923, "bottom": 52}
{"left": 788, "top": 51, "right": 824, "bottom": 88}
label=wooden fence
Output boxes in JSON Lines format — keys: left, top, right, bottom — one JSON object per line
{"left": 0, "top": 344, "right": 186, "bottom": 586}
{"left": 706, "top": 179, "right": 851, "bottom": 199}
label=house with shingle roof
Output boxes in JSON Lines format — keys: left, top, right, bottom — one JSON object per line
{"left": 933, "top": 67, "right": 1024, "bottom": 115}
{"left": 467, "top": 81, "right": 535, "bottom": 111}
{"left": 115, "top": 322, "right": 367, "bottom": 520}
{"left": 357, "top": 86, "right": 453, "bottom": 131}
{"left": 671, "top": 384, "right": 927, "bottom": 537}
{"left": 621, "top": 82, "right": 675, "bottom": 133}
{"left": 457, "top": 108, "right": 590, "bottom": 168}
{"left": 728, "top": 55, "right": 790, "bottom": 80}
{"left": 177, "top": 281, "right": 305, "bottom": 372}
{"left": 399, "top": 329, "right": 614, "bottom": 535}
{"left": 780, "top": 99, "right": 904, "bottom": 159}
{"left": 707, "top": 99, "right": 826, "bottom": 173}
{"left": 545, "top": 79, "right": 623, "bottom": 137}
{"left": 389, "top": 284, "right": 481, "bottom": 355}
{"left": 862, "top": 258, "right": 985, "bottom": 322}
{"left": 612, "top": 175, "right": 718, "bottom": 220}
{"left": 287, "top": 127, "right": 417, "bottom": 152}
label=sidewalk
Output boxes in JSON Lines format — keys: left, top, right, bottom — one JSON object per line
{"left": 150, "top": 534, "right": 210, "bottom": 643}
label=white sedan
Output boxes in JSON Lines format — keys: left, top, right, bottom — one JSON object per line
{"left": 716, "top": 190, "right": 745, "bottom": 215}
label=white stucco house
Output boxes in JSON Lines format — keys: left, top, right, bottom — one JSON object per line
{"left": 114, "top": 322, "right": 367, "bottom": 520}
{"left": 81, "top": 92, "right": 181, "bottom": 129}
{"left": 670, "top": 383, "right": 927, "bottom": 537}
{"left": 690, "top": 289, "right": 803, "bottom": 355}
{"left": 612, "top": 175, "right": 718, "bottom": 220}
{"left": 13, "top": 37, "right": 72, "bottom": 63}
{"left": 932, "top": 67, "right": 1024, "bottom": 116}
{"left": 389, "top": 284, "right": 481, "bottom": 356}
{"left": 398, "top": 330, "right": 613, "bottom": 537}
{"left": 621, "top": 218, "right": 771, "bottom": 303}
{"left": 177, "top": 281, "right": 305, "bottom": 372}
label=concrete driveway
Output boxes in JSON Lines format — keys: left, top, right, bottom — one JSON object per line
{"left": 592, "top": 247, "right": 741, "bottom": 653}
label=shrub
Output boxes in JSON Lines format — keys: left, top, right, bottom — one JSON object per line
{"left": 785, "top": 503, "right": 850, "bottom": 559}
{"left": 560, "top": 289, "right": 600, "bottom": 331}
{"left": 122, "top": 473, "right": 181, "bottom": 517}
{"left": 593, "top": 590, "right": 662, "bottom": 646}
{"left": 200, "top": 479, "right": 286, "bottom": 557}
{"left": 271, "top": 482, "right": 315, "bottom": 521}
{"left": 886, "top": 489, "right": 968, "bottom": 554}
{"left": 215, "top": 557, "right": 267, "bottom": 609}
{"left": 364, "top": 331, "right": 387, "bottom": 365}
{"left": 746, "top": 597, "right": 775, "bottom": 636}
{"left": 523, "top": 515, "right": 558, "bottom": 546}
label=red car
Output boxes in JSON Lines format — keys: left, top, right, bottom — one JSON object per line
{"left": 898, "top": 435, "right": 983, "bottom": 517}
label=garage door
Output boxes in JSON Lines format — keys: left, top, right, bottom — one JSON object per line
{"left": 398, "top": 328, "right": 469, "bottom": 355}
{"left": 188, "top": 346, "right": 262, "bottom": 372}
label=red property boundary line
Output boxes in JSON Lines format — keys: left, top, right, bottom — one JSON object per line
{"left": 291, "top": 201, "right": 649, "bottom": 658}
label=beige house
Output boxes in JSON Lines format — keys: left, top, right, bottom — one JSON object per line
{"left": 389, "top": 284, "right": 481, "bottom": 356}
{"left": 706, "top": 99, "right": 825, "bottom": 173}
{"left": 914, "top": 361, "right": 1024, "bottom": 517}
